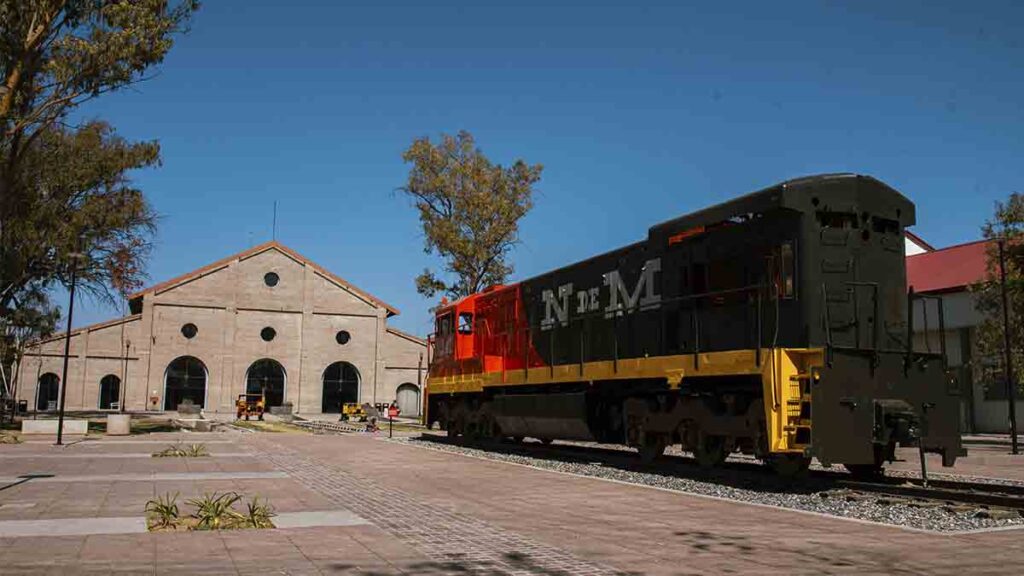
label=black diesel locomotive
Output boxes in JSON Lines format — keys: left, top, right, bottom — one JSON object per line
{"left": 426, "top": 174, "right": 965, "bottom": 476}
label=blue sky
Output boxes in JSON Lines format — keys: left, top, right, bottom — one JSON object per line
{"left": 67, "top": 0, "right": 1024, "bottom": 336}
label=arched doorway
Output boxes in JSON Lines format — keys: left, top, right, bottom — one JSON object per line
{"left": 37, "top": 373, "right": 59, "bottom": 411}
{"left": 164, "top": 356, "right": 207, "bottom": 410}
{"left": 322, "top": 362, "right": 359, "bottom": 413}
{"left": 396, "top": 383, "right": 420, "bottom": 417}
{"left": 245, "top": 359, "right": 285, "bottom": 407}
{"left": 99, "top": 375, "right": 120, "bottom": 410}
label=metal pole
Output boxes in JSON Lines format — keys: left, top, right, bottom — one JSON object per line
{"left": 998, "top": 239, "right": 1018, "bottom": 455}
{"left": 120, "top": 340, "right": 130, "bottom": 413}
{"left": 55, "top": 257, "right": 79, "bottom": 446}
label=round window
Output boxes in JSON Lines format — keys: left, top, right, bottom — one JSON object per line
{"left": 181, "top": 323, "right": 198, "bottom": 339}
{"left": 264, "top": 272, "right": 280, "bottom": 287}
{"left": 260, "top": 327, "right": 276, "bottom": 342}
{"left": 335, "top": 330, "right": 351, "bottom": 345}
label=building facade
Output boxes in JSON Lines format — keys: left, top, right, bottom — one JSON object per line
{"left": 906, "top": 238, "right": 1023, "bottom": 433}
{"left": 17, "top": 241, "right": 427, "bottom": 417}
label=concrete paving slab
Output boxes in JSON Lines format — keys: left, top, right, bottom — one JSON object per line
{"left": 0, "top": 453, "right": 251, "bottom": 459}
{"left": 0, "top": 511, "right": 369, "bottom": 538}
{"left": 21, "top": 439, "right": 238, "bottom": 445}
{"left": 0, "top": 471, "right": 288, "bottom": 484}
{"left": 0, "top": 517, "right": 146, "bottom": 538}
{"left": 273, "top": 509, "right": 370, "bottom": 528}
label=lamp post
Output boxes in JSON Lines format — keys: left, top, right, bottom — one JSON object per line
{"left": 998, "top": 239, "right": 1019, "bottom": 455}
{"left": 120, "top": 339, "right": 130, "bottom": 413}
{"left": 55, "top": 250, "right": 82, "bottom": 446}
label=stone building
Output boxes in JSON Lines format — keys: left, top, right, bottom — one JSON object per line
{"left": 16, "top": 241, "right": 427, "bottom": 417}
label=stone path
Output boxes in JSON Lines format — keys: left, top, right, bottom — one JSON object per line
{"left": 251, "top": 435, "right": 631, "bottom": 576}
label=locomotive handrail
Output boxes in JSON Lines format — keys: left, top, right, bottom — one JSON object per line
{"left": 821, "top": 283, "right": 834, "bottom": 367}
{"left": 843, "top": 281, "right": 881, "bottom": 369}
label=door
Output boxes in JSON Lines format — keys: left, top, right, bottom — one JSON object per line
{"left": 396, "top": 383, "right": 420, "bottom": 417}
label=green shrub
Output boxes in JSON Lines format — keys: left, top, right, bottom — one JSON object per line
{"left": 0, "top": 433, "right": 22, "bottom": 444}
{"left": 187, "top": 492, "right": 243, "bottom": 530}
{"left": 152, "top": 442, "right": 209, "bottom": 457}
{"left": 145, "top": 492, "right": 180, "bottom": 530}
{"left": 241, "top": 496, "right": 276, "bottom": 529}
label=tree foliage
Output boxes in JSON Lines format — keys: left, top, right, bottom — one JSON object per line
{"left": 399, "top": 131, "right": 542, "bottom": 299}
{"left": 972, "top": 192, "right": 1024, "bottom": 395}
{"left": 0, "top": 0, "right": 198, "bottom": 396}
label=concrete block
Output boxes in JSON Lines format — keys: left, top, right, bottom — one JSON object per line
{"left": 106, "top": 414, "right": 131, "bottom": 436}
{"left": 21, "top": 419, "right": 88, "bottom": 435}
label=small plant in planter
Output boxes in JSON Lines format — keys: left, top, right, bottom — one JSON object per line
{"left": 188, "top": 492, "right": 243, "bottom": 530}
{"left": 145, "top": 492, "right": 180, "bottom": 530}
{"left": 152, "top": 442, "right": 209, "bottom": 457}
{"left": 241, "top": 497, "right": 277, "bottom": 529}
{"left": 184, "top": 443, "right": 209, "bottom": 457}
{"left": 0, "top": 432, "right": 22, "bottom": 444}
{"left": 144, "top": 491, "right": 275, "bottom": 531}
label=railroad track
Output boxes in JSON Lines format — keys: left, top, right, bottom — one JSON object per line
{"left": 414, "top": 433, "right": 1024, "bottom": 515}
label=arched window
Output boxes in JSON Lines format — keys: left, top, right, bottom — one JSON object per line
{"left": 396, "top": 383, "right": 421, "bottom": 417}
{"left": 321, "top": 362, "right": 359, "bottom": 413}
{"left": 37, "top": 373, "right": 59, "bottom": 411}
{"left": 245, "top": 359, "right": 286, "bottom": 407}
{"left": 164, "top": 356, "right": 207, "bottom": 410}
{"left": 99, "top": 374, "right": 120, "bottom": 410}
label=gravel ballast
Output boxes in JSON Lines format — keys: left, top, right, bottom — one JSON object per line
{"left": 396, "top": 436, "right": 1024, "bottom": 533}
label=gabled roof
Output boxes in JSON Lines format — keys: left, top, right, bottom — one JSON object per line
{"left": 128, "top": 240, "right": 399, "bottom": 316}
{"left": 30, "top": 314, "right": 142, "bottom": 346}
{"left": 906, "top": 239, "right": 991, "bottom": 294}
{"left": 386, "top": 326, "right": 427, "bottom": 346}
{"left": 905, "top": 230, "right": 935, "bottom": 252}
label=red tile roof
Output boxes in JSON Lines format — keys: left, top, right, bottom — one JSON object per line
{"left": 906, "top": 239, "right": 992, "bottom": 294}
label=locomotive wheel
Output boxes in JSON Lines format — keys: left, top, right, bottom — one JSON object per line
{"left": 694, "top": 434, "right": 727, "bottom": 468}
{"left": 638, "top": 435, "right": 667, "bottom": 464}
{"left": 768, "top": 454, "right": 811, "bottom": 477}
{"left": 843, "top": 443, "right": 888, "bottom": 479}
{"left": 843, "top": 463, "right": 884, "bottom": 479}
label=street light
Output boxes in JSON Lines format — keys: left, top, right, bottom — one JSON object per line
{"left": 998, "top": 239, "right": 1019, "bottom": 455}
{"left": 55, "top": 250, "right": 84, "bottom": 446}
{"left": 120, "top": 338, "right": 130, "bottom": 413}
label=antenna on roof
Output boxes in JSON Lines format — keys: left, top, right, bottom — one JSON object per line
{"left": 272, "top": 201, "right": 278, "bottom": 241}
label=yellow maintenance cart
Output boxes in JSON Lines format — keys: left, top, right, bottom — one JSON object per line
{"left": 236, "top": 393, "right": 265, "bottom": 421}
{"left": 339, "top": 402, "right": 369, "bottom": 422}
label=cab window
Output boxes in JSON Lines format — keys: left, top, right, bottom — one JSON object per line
{"left": 457, "top": 312, "right": 474, "bottom": 335}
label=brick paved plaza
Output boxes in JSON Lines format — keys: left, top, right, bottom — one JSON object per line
{"left": 1, "top": 428, "right": 1023, "bottom": 575}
